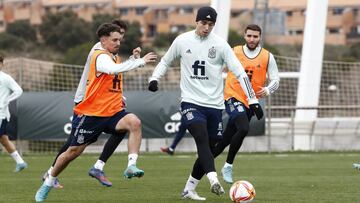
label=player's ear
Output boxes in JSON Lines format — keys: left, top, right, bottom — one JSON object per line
{"left": 99, "top": 36, "right": 106, "bottom": 44}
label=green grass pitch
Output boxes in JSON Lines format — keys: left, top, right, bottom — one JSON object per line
{"left": 1, "top": 152, "right": 360, "bottom": 202}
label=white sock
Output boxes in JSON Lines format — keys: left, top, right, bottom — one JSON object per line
{"left": 47, "top": 166, "right": 53, "bottom": 175}
{"left": 94, "top": 160, "right": 105, "bottom": 171}
{"left": 44, "top": 174, "right": 56, "bottom": 187}
{"left": 206, "top": 171, "right": 219, "bottom": 186}
{"left": 128, "top": 154, "right": 138, "bottom": 167}
{"left": 183, "top": 175, "right": 200, "bottom": 192}
{"left": 10, "top": 151, "right": 25, "bottom": 164}
{"left": 224, "top": 162, "right": 233, "bottom": 168}
{"left": 168, "top": 147, "right": 174, "bottom": 152}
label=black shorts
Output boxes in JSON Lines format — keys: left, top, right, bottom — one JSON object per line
{"left": 69, "top": 110, "right": 129, "bottom": 146}
{"left": 0, "top": 119, "right": 7, "bottom": 136}
{"left": 180, "top": 102, "right": 223, "bottom": 139}
{"left": 225, "top": 98, "right": 252, "bottom": 126}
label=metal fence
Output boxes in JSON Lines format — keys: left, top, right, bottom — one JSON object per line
{"left": 1, "top": 57, "right": 360, "bottom": 153}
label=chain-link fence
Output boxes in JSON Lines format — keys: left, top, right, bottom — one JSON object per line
{"left": 2, "top": 56, "right": 360, "bottom": 153}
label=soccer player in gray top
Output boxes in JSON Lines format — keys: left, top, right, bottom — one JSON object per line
{"left": 0, "top": 55, "right": 27, "bottom": 172}
{"left": 148, "top": 6, "right": 263, "bottom": 200}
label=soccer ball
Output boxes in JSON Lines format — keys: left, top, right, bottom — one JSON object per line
{"left": 229, "top": 180, "right": 256, "bottom": 203}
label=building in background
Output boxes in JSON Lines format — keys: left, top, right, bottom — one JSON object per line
{"left": 0, "top": 0, "right": 359, "bottom": 45}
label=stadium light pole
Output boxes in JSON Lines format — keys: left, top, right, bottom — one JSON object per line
{"left": 211, "top": 0, "right": 231, "bottom": 41}
{"left": 295, "top": 0, "right": 328, "bottom": 150}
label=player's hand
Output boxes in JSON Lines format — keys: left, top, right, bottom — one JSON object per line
{"left": 249, "top": 103, "right": 264, "bottom": 120}
{"left": 132, "top": 47, "right": 141, "bottom": 59}
{"left": 142, "top": 52, "right": 157, "bottom": 63}
{"left": 148, "top": 80, "right": 158, "bottom": 92}
{"left": 256, "top": 86, "right": 270, "bottom": 98}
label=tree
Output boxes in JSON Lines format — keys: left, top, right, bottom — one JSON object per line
{"left": 228, "top": 29, "right": 245, "bottom": 47}
{"left": 263, "top": 43, "right": 280, "bottom": 56}
{"left": 6, "top": 20, "right": 37, "bottom": 42}
{"left": 91, "top": 14, "right": 121, "bottom": 40}
{"left": 153, "top": 32, "right": 178, "bottom": 48}
{"left": 347, "top": 42, "right": 360, "bottom": 61}
{"left": 39, "top": 11, "right": 92, "bottom": 51}
{"left": 118, "top": 21, "right": 142, "bottom": 56}
{"left": 0, "top": 33, "right": 25, "bottom": 50}
{"left": 62, "top": 42, "right": 93, "bottom": 65}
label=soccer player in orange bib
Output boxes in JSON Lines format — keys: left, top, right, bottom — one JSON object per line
{"left": 217, "top": 24, "right": 280, "bottom": 184}
{"left": 35, "top": 23, "right": 157, "bottom": 202}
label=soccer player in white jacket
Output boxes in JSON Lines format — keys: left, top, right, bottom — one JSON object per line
{"left": 148, "top": 7, "right": 263, "bottom": 200}
{"left": 0, "top": 55, "right": 27, "bottom": 172}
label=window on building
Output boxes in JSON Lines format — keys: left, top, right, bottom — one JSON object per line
{"left": 332, "top": 8, "right": 344, "bottom": 15}
{"left": 71, "top": 4, "right": 81, "bottom": 10}
{"left": 349, "top": 26, "right": 359, "bottom": 35}
{"left": 136, "top": 7, "right": 146, "bottom": 15}
{"left": 295, "top": 30, "right": 303, "bottom": 35}
{"left": 328, "top": 27, "right": 340, "bottom": 34}
{"left": 18, "top": 2, "right": 29, "bottom": 9}
{"left": 119, "top": 8, "right": 128, "bottom": 16}
{"left": 155, "top": 9, "right": 168, "bottom": 19}
{"left": 147, "top": 24, "right": 157, "bottom": 37}
{"left": 0, "top": 21, "right": 3, "bottom": 27}
{"left": 231, "top": 11, "right": 241, "bottom": 18}
{"left": 301, "top": 9, "right": 306, "bottom": 16}
{"left": 286, "top": 11, "right": 293, "bottom": 16}
{"left": 181, "top": 7, "right": 194, "bottom": 14}
{"left": 354, "top": 8, "right": 359, "bottom": 16}
{"left": 171, "top": 25, "right": 186, "bottom": 33}
{"left": 287, "top": 29, "right": 303, "bottom": 36}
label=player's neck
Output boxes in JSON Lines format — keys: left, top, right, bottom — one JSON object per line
{"left": 245, "top": 44, "right": 260, "bottom": 51}
{"left": 195, "top": 30, "right": 209, "bottom": 40}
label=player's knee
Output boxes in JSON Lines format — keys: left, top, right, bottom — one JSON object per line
{"left": 0, "top": 135, "right": 9, "bottom": 145}
{"left": 66, "top": 147, "right": 83, "bottom": 159}
{"left": 221, "top": 137, "right": 232, "bottom": 146}
{"left": 235, "top": 120, "right": 250, "bottom": 135}
{"left": 238, "top": 125, "right": 249, "bottom": 134}
{"left": 129, "top": 117, "right": 141, "bottom": 131}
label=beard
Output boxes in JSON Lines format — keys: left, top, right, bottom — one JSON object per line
{"left": 246, "top": 42, "right": 259, "bottom": 50}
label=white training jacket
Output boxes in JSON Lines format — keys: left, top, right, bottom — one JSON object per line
{"left": 0, "top": 71, "right": 23, "bottom": 121}
{"left": 150, "top": 30, "right": 257, "bottom": 109}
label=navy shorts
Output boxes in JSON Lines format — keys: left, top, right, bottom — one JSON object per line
{"left": 0, "top": 119, "right": 7, "bottom": 136}
{"left": 69, "top": 110, "right": 129, "bottom": 146}
{"left": 225, "top": 98, "right": 252, "bottom": 126}
{"left": 180, "top": 102, "right": 223, "bottom": 139}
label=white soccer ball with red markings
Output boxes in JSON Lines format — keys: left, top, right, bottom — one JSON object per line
{"left": 229, "top": 180, "right": 256, "bottom": 203}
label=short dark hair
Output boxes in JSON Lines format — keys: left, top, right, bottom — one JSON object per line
{"left": 245, "top": 24, "right": 262, "bottom": 35}
{"left": 0, "top": 55, "right": 3, "bottom": 63}
{"left": 96, "top": 23, "right": 121, "bottom": 39}
{"left": 111, "top": 19, "right": 128, "bottom": 31}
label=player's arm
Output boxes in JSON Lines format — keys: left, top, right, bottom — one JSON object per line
{"left": 224, "top": 44, "right": 263, "bottom": 120}
{"left": 257, "top": 53, "right": 280, "bottom": 97}
{"left": 96, "top": 52, "right": 157, "bottom": 74}
{"left": 5, "top": 76, "right": 23, "bottom": 105}
{"left": 148, "top": 38, "right": 180, "bottom": 92}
